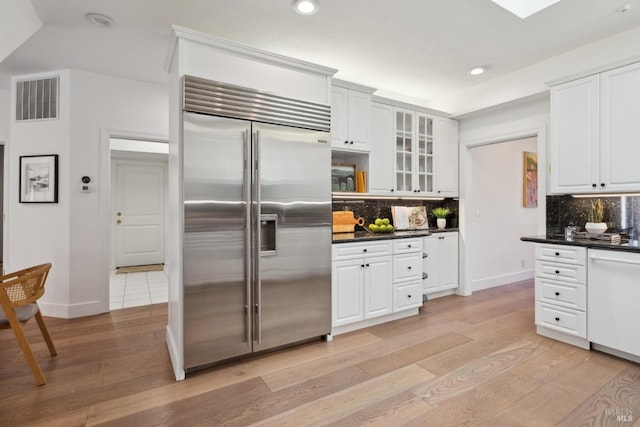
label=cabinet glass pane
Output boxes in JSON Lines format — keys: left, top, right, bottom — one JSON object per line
{"left": 419, "top": 117, "right": 425, "bottom": 135}
{"left": 396, "top": 136, "right": 403, "bottom": 151}
{"left": 405, "top": 153, "right": 412, "bottom": 172}
{"left": 396, "top": 152, "right": 403, "bottom": 171}
{"left": 426, "top": 137, "right": 433, "bottom": 155}
{"left": 406, "top": 114, "right": 412, "bottom": 130}
{"left": 396, "top": 112, "right": 403, "bottom": 130}
{"left": 427, "top": 119, "right": 433, "bottom": 136}
{"left": 404, "top": 135, "right": 412, "bottom": 152}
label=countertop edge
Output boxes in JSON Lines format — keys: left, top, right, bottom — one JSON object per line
{"left": 333, "top": 228, "right": 458, "bottom": 244}
{"left": 521, "top": 236, "right": 640, "bottom": 253}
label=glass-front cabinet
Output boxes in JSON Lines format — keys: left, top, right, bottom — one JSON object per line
{"left": 395, "top": 109, "right": 434, "bottom": 194}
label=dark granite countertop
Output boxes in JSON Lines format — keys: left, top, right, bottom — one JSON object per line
{"left": 333, "top": 228, "right": 458, "bottom": 244}
{"left": 521, "top": 235, "right": 640, "bottom": 253}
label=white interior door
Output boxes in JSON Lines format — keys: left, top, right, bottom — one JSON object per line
{"left": 113, "top": 160, "right": 166, "bottom": 268}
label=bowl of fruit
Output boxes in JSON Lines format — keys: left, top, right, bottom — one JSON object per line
{"left": 368, "top": 218, "right": 394, "bottom": 233}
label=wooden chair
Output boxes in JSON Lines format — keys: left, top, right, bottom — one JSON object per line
{"left": 0, "top": 263, "right": 56, "bottom": 385}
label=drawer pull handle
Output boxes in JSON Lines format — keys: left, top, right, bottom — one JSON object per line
{"left": 555, "top": 317, "right": 560, "bottom": 322}
{"left": 407, "top": 266, "right": 412, "bottom": 270}
{"left": 363, "top": 249, "right": 367, "bottom": 253}
{"left": 555, "top": 270, "right": 560, "bottom": 274}
{"left": 555, "top": 292, "right": 560, "bottom": 296}
{"left": 407, "top": 294, "right": 412, "bottom": 298}
{"left": 365, "top": 263, "right": 370, "bottom": 267}
{"left": 408, "top": 244, "right": 412, "bottom": 248}
{"left": 423, "top": 253, "right": 428, "bottom": 258}
{"left": 555, "top": 252, "right": 560, "bottom": 256}
{"left": 361, "top": 264, "right": 365, "bottom": 268}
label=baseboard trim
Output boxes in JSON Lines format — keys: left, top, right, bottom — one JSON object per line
{"left": 39, "top": 300, "right": 107, "bottom": 319}
{"left": 332, "top": 308, "right": 419, "bottom": 336}
{"left": 472, "top": 270, "right": 534, "bottom": 292}
{"left": 166, "top": 326, "right": 185, "bottom": 381}
{"left": 536, "top": 325, "right": 590, "bottom": 350}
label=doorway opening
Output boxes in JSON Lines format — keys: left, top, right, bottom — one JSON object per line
{"left": 0, "top": 144, "right": 4, "bottom": 275}
{"left": 109, "top": 137, "right": 168, "bottom": 310}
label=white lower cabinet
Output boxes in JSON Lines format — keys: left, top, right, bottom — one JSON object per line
{"left": 422, "top": 232, "right": 458, "bottom": 294}
{"left": 533, "top": 243, "right": 588, "bottom": 348}
{"left": 332, "top": 237, "right": 423, "bottom": 332}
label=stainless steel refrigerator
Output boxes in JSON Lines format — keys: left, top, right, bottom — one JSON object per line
{"left": 182, "top": 77, "right": 332, "bottom": 371}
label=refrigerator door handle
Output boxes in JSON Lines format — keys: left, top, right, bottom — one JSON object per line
{"left": 253, "top": 130, "right": 262, "bottom": 345}
{"left": 243, "top": 128, "right": 252, "bottom": 346}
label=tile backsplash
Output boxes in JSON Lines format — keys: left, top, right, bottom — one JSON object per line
{"left": 332, "top": 197, "right": 459, "bottom": 230}
{"left": 547, "top": 195, "right": 640, "bottom": 238}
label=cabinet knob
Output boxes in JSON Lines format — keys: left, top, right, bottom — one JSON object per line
{"left": 555, "top": 270, "right": 560, "bottom": 274}
{"left": 423, "top": 253, "right": 428, "bottom": 258}
{"left": 555, "top": 317, "right": 560, "bottom": 322}
{"left": 600, "top": 183, "right": 605, "bottom": 187}
{"left": 407, "top": 266, "right": 412, "bottom": 270}
{"left": 363, "top": 249, "right": 367, "bottom": 252}
{"left": 350, "top": 141, "right": 354, "bottom": 145}
{"left": 361, "top": 264, "right": 365, "bottom": 268}
{"left": 365, "top": 263, "right": 370, "bottom": 267}
{"left": 390, "top": 189, "right": 394, "bottom": 192}
{"left": 555, "top": 292, "right": 560, "bottom": 296}
{"left": 407, "top": 294, "right": 412, "bottom": 298}
{"left": 592, "top": 183, "right": 597, "bottom": 188}
{"left": 344, "top": 140, "right": 349, "bottom": 144}
{"left": 408, "top": 244, "right": 412, "bottom": 248}
{"left": 555, "top": 252, "right": 559, "bottom": 256}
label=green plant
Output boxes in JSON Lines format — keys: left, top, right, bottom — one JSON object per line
{"left": 431, "top": 207, "right": 451, "bottom": 219}
{"left": 587, "top": 199, "right": 604, "bottom": 223}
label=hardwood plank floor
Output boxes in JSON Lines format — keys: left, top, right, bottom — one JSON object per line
{"left": 1, "top": 279, "right": 639, "bottom": 426}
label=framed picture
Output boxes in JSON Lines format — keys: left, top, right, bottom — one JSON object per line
{"left": 523, "top": 151, "right": 538, "bottom": 208}
{"left": 331, "top": 163, "right": 357, "bottom": 192}
{"left": 19, "top": 154, "right": 59, "bottom": 203}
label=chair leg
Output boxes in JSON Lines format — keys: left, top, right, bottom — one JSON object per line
{"left": 6, "top": 311, "right": 46, "bottom": 385}
{"left": 35, "top": 310, "right": 57, "bottom": 356}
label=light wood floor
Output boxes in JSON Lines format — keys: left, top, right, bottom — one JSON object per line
{"left": 1, "top": 279, "right": 639, "bottom": 426}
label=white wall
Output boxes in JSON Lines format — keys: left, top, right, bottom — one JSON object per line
{"left": 468, "top": 137, "right": 538, "bottom": 291}
{"left": 7, "top": 69, "right": 168, "bottom": 317}
{"left": 0, "top": 88, "right": 9, "bottom": 141}
{"left": 0, "top": 0, "right": 41, "bottom": 63}
{"left": 457, "top": 95, "right": 549, "bottom": 295}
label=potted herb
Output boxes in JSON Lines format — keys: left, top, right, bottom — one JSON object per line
{"left": 585, "top": 199, "right": 607, "bottom": 235}
{"left": 432, "top": 207, "right": 451, "bottom": 230}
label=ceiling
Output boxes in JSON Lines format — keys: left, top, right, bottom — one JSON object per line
{"left": 1, "top": 0, "right": 640, "bottom": 115}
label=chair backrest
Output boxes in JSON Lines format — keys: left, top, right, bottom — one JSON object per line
{"left": 0, "top": 263, "right": 52, "bottom": 308}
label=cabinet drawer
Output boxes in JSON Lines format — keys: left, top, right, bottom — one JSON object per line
{"left": 393, "top": 238, "right": 422, "bottom": 254}
{"left": 535, "top": 261, "right": 586, "bottom": 284}
{"left": 393, "top": 253, "right": 422, "bottom": 283}
{"left": 535, "top": 277, "right": 586, "bottom": 310}
{"left": 332, "top": 241, "right": 393, "bottom": 260}
{"left": 535, "top": 302, "right": 586, "bottom": 338}
{"left": 393, "top": 282, "right": 422, "bottom": 311}
{"left": 535, "top": 244, "right": 586, "bottom": 265}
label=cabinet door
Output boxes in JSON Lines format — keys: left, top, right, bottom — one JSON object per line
{"left": 330, "top": 86, "right": 349, "bottom": 150}
{"left": 422, "top": 236, "right": 439, "bottom": 293}
{"left": 550, "top": 76, "right": 600, "bottom": 194}
{"left": 414, "top": 114, "right": 434, "bottom": 194}
{"left": 439, "top": 233, "right": 459, "bottom": 290}
{"left": 347, "top": 90, "right": 372, "bottom": 151}
{"left": 363, "top": 256, "right": 393, "bottom": 319}
{"left": 394, "top": 109, "right": 414, "bottom": 193}
{"left": 600, "top": 62, "right": 640, "bottom": 192}
{"left": 369, "top": 102, "right": 395, "bottom": 194}
{"left": 434, "top": 118, "right": 459, "bottom": 197}
{"left": 332, "top": 259, "right": 364, "bottom": 326}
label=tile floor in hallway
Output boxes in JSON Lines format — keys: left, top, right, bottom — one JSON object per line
{"left": 109, "top": 269, "right": 168, "bottom": 310}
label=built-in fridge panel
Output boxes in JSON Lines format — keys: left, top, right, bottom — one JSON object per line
{"left": 253, "top": 123, "right": 331, "bottom": 352}
{"left": 183, "top": 113, "right": 252, "bottom": 369}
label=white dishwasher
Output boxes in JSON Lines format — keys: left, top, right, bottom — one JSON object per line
{"left": 588, "top": 249, "right": 640, "bottom": 362}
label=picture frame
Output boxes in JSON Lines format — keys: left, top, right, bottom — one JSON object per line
{"left": 523, "top": 151, "right": 538, "bottom": 208}
{"left": 331, "top": 163, "right": 357, "bottom": 192}
{"left": 19, "top": 154, "right": 59, "bottom": 203}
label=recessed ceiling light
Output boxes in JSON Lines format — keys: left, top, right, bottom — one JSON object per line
{"left": 491, "top": 0, "right": 561, "bottom": 19}
{"left": 85, "top": 12, "right": 115, "bottom": 28}
{"left": 293, "top": 0, "right": 319, "bottom": 15}
{"left": 469, "top": 67, "right": 485, "bottom": 76}
{"left": 618, "top": 4, "right": 632, "bottom": 13}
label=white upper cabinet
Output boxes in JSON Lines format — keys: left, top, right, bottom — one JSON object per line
{"left": 369, "top": 102, "right": 395, "bottom": 193}
{"left": 434, "top": 118, "right": 459, "bottom": 197}
{"left": 392, "top": 108, "right": 458, "bottom": 196}
{"left": 331, "top": 82, "right": 374, "bottom": 152}
{"left": 600, "top": 62, "right": 640, "bottom": 192}
{"left": 550, "top": 61, "right": 640, "bottom": 194}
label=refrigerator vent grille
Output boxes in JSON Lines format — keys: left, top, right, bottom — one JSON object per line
{"left": 183, "top": 75, "right": 330, "bottom": 132}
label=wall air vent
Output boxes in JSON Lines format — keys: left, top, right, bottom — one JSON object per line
{"left": 15, "top": 76, "right": 59, "bottom": 121}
